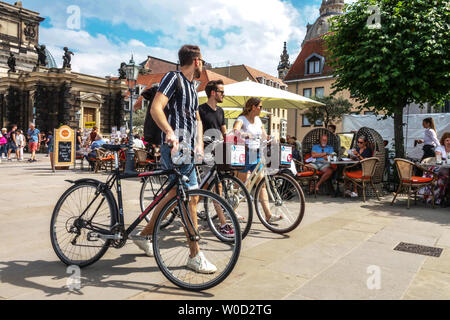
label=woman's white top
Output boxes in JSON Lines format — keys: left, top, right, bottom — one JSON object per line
{"left": 424, "top": 128, "right": 440, "bottom": 147}
{"left": 16, "top": 134, "right": 25, "bottom": 147}
{"left": 435, "top": 146, "right": 449, "bottom": 159}
{"left": 236, "top": 115, "right": 263, "bottom": 149}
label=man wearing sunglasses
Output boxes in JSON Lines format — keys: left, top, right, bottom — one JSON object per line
{"left": 199, "top": 80, "right": 227, "bottom": 144}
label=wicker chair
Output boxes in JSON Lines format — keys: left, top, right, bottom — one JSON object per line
{"left": 343, "top": 157, "right": 381, "bottom": 202}
{"left": 93, "top": 148, "right": 114, "bottom": 173}
{"left": 350, "top": 127, "right": 385, "bottom": 183}
{"left": 299, "top": 128, "right": 340, "bottom": 195}
{"left": 135, "top": 148, "right": 155, "bottom": 172}
{"left": 391, "top": 158, "right": 438, "bottom": 209}
{"left": 294, "top": 159, "right": 320, "bottom": 197}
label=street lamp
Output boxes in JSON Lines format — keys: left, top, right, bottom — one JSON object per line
{"left": 124, "top": 55, "right": 140, "bottom": 174}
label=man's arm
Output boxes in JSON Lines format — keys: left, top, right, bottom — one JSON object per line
{"left": 195, "top": 111, "right": 204, "bottom": 155}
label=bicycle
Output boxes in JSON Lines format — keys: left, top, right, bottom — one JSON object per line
{"left": 50, "top": 144, "right": 241, "bottom": 291}
{"left": 242, "top": 139, "right": 306, "bottom": 234}
{"left": 140, "top": 139, "right": 253, "bottom": 242}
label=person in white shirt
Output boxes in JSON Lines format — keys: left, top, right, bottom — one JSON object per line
{"left": 132, "top": 134, "right": 145, "bottom": 149}
{"left": 435, "top": 132, "right": 450, "bottom": 162}
{"left": 233, "top": 97, "right": 282, "bottom": 224}
{"left": 15, "top": 130, "right": 26, "bottom": 161}
{"left": 416, "top": 117, "right": 440, "bottom": 161}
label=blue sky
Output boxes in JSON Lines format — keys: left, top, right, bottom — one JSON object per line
{"left": 20, "top": 0, "right": 336, "bottom": 76}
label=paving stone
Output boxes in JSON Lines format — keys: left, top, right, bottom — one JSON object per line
{"left": 403, "top": 270, "right": 450, "bottom": 300}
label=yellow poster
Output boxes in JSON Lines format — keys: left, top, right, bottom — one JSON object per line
{"left": 54, "top": 125, "right": 75, "bottom": 168}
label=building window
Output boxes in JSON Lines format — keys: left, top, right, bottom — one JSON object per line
{"left": 315, "top": 87, "right": 325, "bottom": 98}
{"left": 314, "top": 119, "right": 324, "bottom": 127}
{"left": 302, "top": 115, "right": 312, "bottom": 127}
{"left": 308, "top": 57, "right": 321, "bottom": 74}
{"left": 303, "top": 88, "right": 312, "bottom": 98}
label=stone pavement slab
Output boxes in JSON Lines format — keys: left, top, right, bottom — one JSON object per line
{"left": 1, "top": 156, "right": 449, "bottom": 300}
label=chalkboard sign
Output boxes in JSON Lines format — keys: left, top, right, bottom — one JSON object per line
{"left": 58, "top": 141, "right": 72, "bottom": 163}
{"left": 53, "top": 126, "right": 75, "bottom": 170}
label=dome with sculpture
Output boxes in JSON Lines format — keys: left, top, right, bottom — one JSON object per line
{"left": 302, "top": 0, "right": 345, "bottom": 47}
{"left": 44, "top": 47, "right": 58, "bottom": 68}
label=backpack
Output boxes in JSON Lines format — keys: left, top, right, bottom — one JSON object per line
{"left": 142, "top": 72, "right": 182, "bottom": 145}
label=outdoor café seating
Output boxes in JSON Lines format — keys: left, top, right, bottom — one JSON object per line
{"left": 343, "top": 157, "right": 381, "bottom": 202}
{"left": 295, "top": 128, "right": 340, "bottom": 195}
{"left": 391, "top": 158, "right": 438, "bottom": 209}
{"left": 348, "top": 127, "right": 386, "bottom": 197}
{"left": 90, "top": 148, "right": 114, "bottom": 173}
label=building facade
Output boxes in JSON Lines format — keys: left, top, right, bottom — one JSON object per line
{"left": 0, "top": 1, "right": 127, "bottom": 134}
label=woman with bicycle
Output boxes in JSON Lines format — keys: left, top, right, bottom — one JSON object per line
{"left": 233, "top": 98, "right": 283, "bottom": 224}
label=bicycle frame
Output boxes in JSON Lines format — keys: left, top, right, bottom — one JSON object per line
{"left": 87, "top": 150, "right": 201, "bottom": 242}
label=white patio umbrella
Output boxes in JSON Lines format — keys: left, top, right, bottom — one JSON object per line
{"left": 222, "top": 107, "right": 272, "bottom": 119}
{"left": 198, "top": 79, "right": 324, "bottom": 109}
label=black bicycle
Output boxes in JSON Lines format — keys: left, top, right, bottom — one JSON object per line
{"left": 140, "top": 141, "right": 253, "bottom": 241}
{"left": 50, "top": 144, "right": 241, "bottom": 291}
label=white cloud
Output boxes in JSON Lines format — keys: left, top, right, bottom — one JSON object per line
{"left": 37, "top": 0, "right": 323, "bottom": 77}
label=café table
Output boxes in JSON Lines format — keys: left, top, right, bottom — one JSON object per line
{"left": 323, "top": 159, "right": 360, "bottom": 197}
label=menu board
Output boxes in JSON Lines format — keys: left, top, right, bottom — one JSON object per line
{"left": 280, "top": 145, "right": 293, "bottom": 165}
{"left": 58, "top": 142, "right": 72, "bottom": 163}
{"left": 53, "top": 125, "right": 75, "bottom": 169}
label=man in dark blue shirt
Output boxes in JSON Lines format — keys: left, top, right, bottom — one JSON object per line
{"left": 134, "top": 45, "right": 217, "bottom": 274}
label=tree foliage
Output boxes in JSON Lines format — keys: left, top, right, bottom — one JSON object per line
{"left": 304, "top": 95, "right": 353, "bottom": 128}
{"left": 325, "top": 0, "right": 450, "bottom": 157}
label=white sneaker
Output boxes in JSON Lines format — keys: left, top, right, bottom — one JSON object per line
{"left": 133, "top": 232, "right": 154, "bottom": 257}
{"left": 350, "top": 192, "right": 358, "bottom": 198}
{"left": 268, "top": 214, "right": 283, "bottom": 223}
{"left": 187, "top": 252, "right": 217, "bottom": 274}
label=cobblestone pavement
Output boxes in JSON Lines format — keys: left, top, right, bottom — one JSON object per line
{"left": 0, "top": 154, "right": 449, "bottom": 300}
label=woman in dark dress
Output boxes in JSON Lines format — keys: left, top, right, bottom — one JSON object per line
{"left": 346, "top": 136, "right": 373, "bottom": 197}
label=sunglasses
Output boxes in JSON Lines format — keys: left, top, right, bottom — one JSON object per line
{"left": 357, "top": 141, "right": 364, "bottom": 144}
{"left": 197, "top": 57, "right": 206, "bottom": 65}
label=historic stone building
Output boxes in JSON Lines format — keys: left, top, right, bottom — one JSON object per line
{"left": 284, "top": 0, "right": 358, "bottom": 139}
{"left": 0, "top": 1, "right": 127, "bottom": 134}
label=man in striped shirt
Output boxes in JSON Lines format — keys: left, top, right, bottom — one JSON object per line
{"left": 134, "top": 45, "right": 217, "bottom": 274}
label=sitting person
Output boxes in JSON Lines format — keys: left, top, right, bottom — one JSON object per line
{"left": 133, "top": 134, "right": 145, "bottom": 149}
{"left": 346, "top": 136, "right": 373, "bottom": 197}
{"left": 306, "top": 134, "right": 336, "bottom": 192}
{"left": 86, "top": 134, "right": 106, "bottom": 169}
{"left": 421, "top": 132, "right": 450, "bottom": 205}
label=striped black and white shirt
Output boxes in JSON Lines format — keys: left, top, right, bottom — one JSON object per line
{"left": 158, "top": 71, "right": 199, "bottom": 147}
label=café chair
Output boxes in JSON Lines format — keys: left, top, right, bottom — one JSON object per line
{"left": 92, "top": 148, "right": 114, "bottom": 173}
{"left": 134, "top": 148, "right": 155, "bottom": 172}
{"left": 391, "top": 158, "right": 438, "bottom": 209}
{"left": 293, "top": 159, "right": 320, "bottom": 198}
{"left": 343, "top": 157, "right": 381, "bottom": 202}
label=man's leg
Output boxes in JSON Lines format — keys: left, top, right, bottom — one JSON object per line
{"left": 140, "top": 187, "right": 177, "bottom": 236}
{"left": 316, "top": 167, "right": 333, "bottom": 190}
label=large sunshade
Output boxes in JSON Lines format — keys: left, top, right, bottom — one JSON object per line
{"left": 198, "top": 80, "right": 325, "bottom": 109}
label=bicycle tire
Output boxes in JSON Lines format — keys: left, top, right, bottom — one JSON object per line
{"left": 254, "top": 173, "right": 305, "bottom": 234}
{"left": 50, "top": 181, "right": 116, "bottom": 268}
{"left": 207, "top": 174, "right": 253, "bottom": 240}
{"left": 152, "top": 189, "right": 241, "bottom": 291}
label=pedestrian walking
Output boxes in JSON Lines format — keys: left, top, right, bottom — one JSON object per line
{"left": 0, "top": 128, "right": 7, "bottom": 159}
{"left": 16, "top": 129, "right": 26, "bottom": 161}
{"left": 7, "top": 124, "right": 20, "bottom": 161}
{"left": 27, "top": 123, "right": 41, "bottom": 162}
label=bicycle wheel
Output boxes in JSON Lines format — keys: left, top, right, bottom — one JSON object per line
{"left": 254, "top": 173, "right": 305, "bottom": 234}
{"left": 153, "top": 189, "right": 241, "bottom": 291}
{"left": 140, "top": 175, "right": 173, "bottom": 225}
{"left": 207, "top": 174, "right": 253, "bottom": 240}
{"left": 50, "top": 181, "right": 116, "bottom": 268}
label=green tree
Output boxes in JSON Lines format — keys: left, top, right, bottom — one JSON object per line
{"left": 326, "top": 0, "right": 450, "bottom": 158}
{"left": 304, "top": 95, "right": 353, "bottom": 129}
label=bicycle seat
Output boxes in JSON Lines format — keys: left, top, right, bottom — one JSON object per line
{"left": 102, "top": 144, "right": 124, "bottom": 152}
